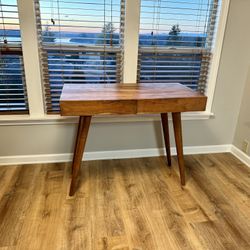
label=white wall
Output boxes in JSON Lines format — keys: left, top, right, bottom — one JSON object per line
{"left": 1, "top": 0, "right": 250, "bottom": 157}
{"left": 233, "top": 67, "right": 250, "bottom": 156}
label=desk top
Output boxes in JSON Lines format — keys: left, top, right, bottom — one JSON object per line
{"left": 60, "top": 83, "right": 207, "bottom": 116}
{"left": 60, "top": 83, "right": 204, "bottom": 101}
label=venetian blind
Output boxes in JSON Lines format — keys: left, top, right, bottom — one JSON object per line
{"left": 137, "top": 0, "right": 221, "bottom": 93}
{"left": 0, "top": 0, "right": 29, "bottom": 114}
{"left": 35, "top": 0, "right": 125, "bottom": 113}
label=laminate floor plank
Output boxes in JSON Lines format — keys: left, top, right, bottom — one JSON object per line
{"left": 134, "top": 158, "right": 204, "bottom": 249}
{"left": 195, "top": 154, "right": 250, "bottom": 219}
{"left": 0, "top": 153, "right": 249, "bottom": 250}
{"left": 114, "top": 159, "right": 158, "bottom": 250}
{"left": 184, "top": 155, "right": 250, "bottom": 249}
{"left": 0, "top": 166, "right": 19, "bottom": 202}
{"left": 213, "top": 153, "right": 250, "bottom": 186}
{"left": 0, "top": 165, "right": 40, "bottom": 248}
{"left": 191, "top": 155, "right": 250, "bottom": 231}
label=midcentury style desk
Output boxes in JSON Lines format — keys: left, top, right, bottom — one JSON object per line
{"left": 60, "top": 83, "right": 207, "bottom": 196}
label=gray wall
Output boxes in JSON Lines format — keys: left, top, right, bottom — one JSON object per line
{"left": 1, "top": 0, "right": 250, "bottom": 157}
{"left": 233, "top": 67, "right": 250, "bottom": 156}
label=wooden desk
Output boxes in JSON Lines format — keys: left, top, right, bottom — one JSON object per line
{"left": 60, "top": 83, "right": 207, "bottom": 196}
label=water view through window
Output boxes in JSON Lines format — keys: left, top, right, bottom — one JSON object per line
{"left": 138, "top": 0, "right": 220, "bottom": 92}
{"left": 0, "top": 0, "right": 221, "bottom": 112}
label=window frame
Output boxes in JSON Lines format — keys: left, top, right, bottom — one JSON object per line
{"left": 0, "top": 0, "right": 230, "bottom": 124}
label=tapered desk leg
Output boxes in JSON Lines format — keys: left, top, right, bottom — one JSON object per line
{"left": 172, "top": 112, "right": 185, "bottom": 185}
{"left": 72, "top": 117, "right": 85, "bottom": 174}
{"left": 69, "top": 116, "right": 92, "bottom": 196}
{"left": 160, "top": 113, "right": 171, "bottom": 166}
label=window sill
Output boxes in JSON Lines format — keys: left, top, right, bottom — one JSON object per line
{"left": 0, "top": 111, "right": 214, "bottom": 126}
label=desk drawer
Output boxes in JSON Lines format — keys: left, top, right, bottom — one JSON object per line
{"left": 60, "top": 100, "right": 137, "bottom": 116}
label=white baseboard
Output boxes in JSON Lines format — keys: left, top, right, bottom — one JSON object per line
{"left": 0, "top": 144, "right": 232, "bottom": 166}
{"left": 231, "top": 145, "right": 250, "bottom": 167}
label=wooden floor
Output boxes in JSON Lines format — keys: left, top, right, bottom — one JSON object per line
{"left": 0, "top": 153, "right": 250, "bottom": 250}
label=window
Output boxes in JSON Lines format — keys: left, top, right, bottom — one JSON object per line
{"left": 0, "top": 0, "right": 228, "bottom": 120}
{"left": 0, "top": 0, "right": 29, "bottom": 114}
{"left": 35, "top": 0, "right": 125, "bottom": 113}
{"left": 137, "top": 0, "right": 221, "bottom": 93}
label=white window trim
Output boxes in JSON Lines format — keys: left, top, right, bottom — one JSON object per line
{"left": 0, "top": 0, "right": 230, "bottom": 125}
{"left": 205, "top": 0, "right": 231, "bottom": 112}
{"left": 122, "top": 0, "right": 141, "bottom": 83}
{"left": 17, "top": 0, "right": 45, "bottom": 117}
{"left": 0, "top": 112, "right": 214, "bottom": 126}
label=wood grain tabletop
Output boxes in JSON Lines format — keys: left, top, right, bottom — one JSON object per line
{"left": 60, "top": 83, "right": 207, "bottom": 116}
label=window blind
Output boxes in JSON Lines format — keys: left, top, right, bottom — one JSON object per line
{"left": 137, "top": 0, "right": 221, "bottom": 93}
{"left": 0, "top": 0, "right": 29, "bottom": 114}
{"left": 35, "top": 0, "right": 125, "bottom": 113}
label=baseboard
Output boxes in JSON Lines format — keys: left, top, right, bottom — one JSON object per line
{"left": 0, "top": 144, "right": 232, "bottom": 166}
{"left": 231, "top": 145, "right": 250, "bottom": 167}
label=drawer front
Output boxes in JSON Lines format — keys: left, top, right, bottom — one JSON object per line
{"left": 60, "top": 100, "right": 137, "bottom": 116}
